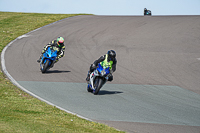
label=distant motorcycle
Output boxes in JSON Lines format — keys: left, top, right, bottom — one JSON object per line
{"left": 40, "top": 47, "right": 57, "bottom": 73}
{"left": 87, "top": 63, "right": 111, "bottom": 95}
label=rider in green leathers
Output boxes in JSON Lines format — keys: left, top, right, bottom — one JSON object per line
{"left": 86, "top": 50, "right": 117, "bottom": 82}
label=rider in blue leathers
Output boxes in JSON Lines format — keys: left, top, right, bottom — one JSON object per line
{"left": 37, "top": 37, "right": 65, "bottom": 65}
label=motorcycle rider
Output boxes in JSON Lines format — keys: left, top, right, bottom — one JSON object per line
{"left": 37, "top": 37, "right": 65, "bottom": 66}
{"left": 86, "top": 50, "right": 117, "bottom": 82}
{"left": 144, "top": 8, "right": 147, "bottom": 15}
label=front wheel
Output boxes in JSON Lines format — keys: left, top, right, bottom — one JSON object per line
{"left": 41, "top": 60, "right": 50, "bottom": 73}
{"left": 93, "top": 78, "right": 103, "bottom": 95}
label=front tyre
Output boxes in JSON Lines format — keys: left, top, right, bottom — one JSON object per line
{"left": 41, "top": 60, "right": 50, "bottom": 73}
{"left": 93, "top": 78, "right": 103, "bottom": 95}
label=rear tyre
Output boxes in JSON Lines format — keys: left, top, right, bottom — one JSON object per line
{"left": 41, "top": 60, "right": 50, "bottom": 73}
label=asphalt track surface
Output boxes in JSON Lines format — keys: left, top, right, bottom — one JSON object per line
{"left": 2, "top": 15, "right": 200, "bottom": 133}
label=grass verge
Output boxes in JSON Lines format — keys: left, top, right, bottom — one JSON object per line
{"left": 0, "top": 12, "right": 125, "bottom": 133}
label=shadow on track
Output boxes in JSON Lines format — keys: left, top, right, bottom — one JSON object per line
{"left": 45, "top": 70, "right": 71, "bottom": 74}
{"left": 98, "top": 90, "right": 123, "bottom": 95}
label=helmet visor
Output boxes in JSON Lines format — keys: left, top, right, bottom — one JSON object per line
{"left": 58, "top": 41, "right": 64, "bottom": 47}
{"left": 57, "top": 37, "right": 64, "bottom": 47}
{"left": 108, "top": 55, "right": 115, "bottom": 61}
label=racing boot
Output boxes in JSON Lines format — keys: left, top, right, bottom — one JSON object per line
{"left": 86, "top": 71, "right": 91, "bottom": 83}
{"left": 37, "top": 54, "right": 42, "bottom": 63}
{"left": 37, "top": 57, "right": 41, "bottom": 63}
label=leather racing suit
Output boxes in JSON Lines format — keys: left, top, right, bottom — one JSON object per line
{"left": 87, "top": 54, "right": 117, "bottom": 81}
{"left": 42, "top": 40, "right": 65, "bottom": 61}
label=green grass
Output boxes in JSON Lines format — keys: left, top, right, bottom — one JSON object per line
{"left": 0, "top": 12, "right": 125, "bottom": 133}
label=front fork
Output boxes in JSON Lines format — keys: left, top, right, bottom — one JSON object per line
{"left": 89, "top": 71, "right": 97, "bottom": 90}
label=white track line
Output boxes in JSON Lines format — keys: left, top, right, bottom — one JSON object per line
{"left": 1, "top": 15, "right": 92, "bottom": 122}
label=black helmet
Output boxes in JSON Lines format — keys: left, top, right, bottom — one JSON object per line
{"left": 107, "top": 50, "right": 116, "bottom": 61}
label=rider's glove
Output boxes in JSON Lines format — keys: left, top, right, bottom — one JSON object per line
{"left": 90, "top": 63, "right": 96, "bottom": 71}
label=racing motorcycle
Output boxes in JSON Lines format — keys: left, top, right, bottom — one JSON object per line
{"left": 40, "top": 47, "right": 57, "bottom": 73}
{"left": 87, "top": 63, "right": 111, "bottom": 95}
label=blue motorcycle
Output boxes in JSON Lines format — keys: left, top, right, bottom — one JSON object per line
{"left": 40, "top": 47, "right": 57, "bottom": 73}
{"left": 87, "top": 63, "right": 111, "bottom": 95}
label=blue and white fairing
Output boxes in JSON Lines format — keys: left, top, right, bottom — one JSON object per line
{"left": 88, "top": 63, "right": 110, "bottom": 91}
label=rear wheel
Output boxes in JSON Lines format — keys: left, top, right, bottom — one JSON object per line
{"left": 41, "top": 60, "right": 50, "bottom": 73}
